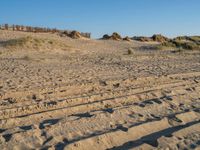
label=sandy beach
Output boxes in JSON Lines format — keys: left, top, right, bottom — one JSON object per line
{"left": 0, "top": 30, "right": 200, "bottom": 150}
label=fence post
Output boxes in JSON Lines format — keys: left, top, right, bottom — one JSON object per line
{"left": 5, "top": 24, "right": 8, "bottom": 30}
{"left": 12, "top": 25, "right": 15, "bottom": 31}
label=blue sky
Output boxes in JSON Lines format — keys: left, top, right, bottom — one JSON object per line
{"left": 0, "top": 0, "right": 200, "bottom": 38}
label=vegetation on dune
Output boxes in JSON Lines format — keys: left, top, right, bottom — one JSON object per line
{"left": 158, "top": 36, "right": 200, "bottom": 50}
{"left": 173, "top": 41, "right": 199, "bottom": 50}
{"left": 123, "top": 36, "right": 132, "bottom": 41}
{"left": 132, "top": 36, "right": 153, "bottom": 42}
{"left": 131, "top": 34, "right": 199, "bottom": 51}
{"left": 152, "top": 34, "right": 169, "bottom": 42}
{"left": 102, "top": 32, "right": 132, "bottom": 41}
{"left": 174, "top": 36, "right": 200, "bottom": 42}
{"left": 1, "top": 36, "right": 70, "bottom": 50}
{"left": 132, "top": 34, "right": 169, "bottom": 43}
{"left": 60, "top": 30, "right": 90, "bottom": 39}
{"left": 102, "top": 34, "right": 110, "bottom": 40}
{"left": 67, "top": 31, "right": 82, "bottom": 39}
{"left": 102, "top": 32, "right": 122, "bottom": 41}
{"left": 111, "top": 32, "right": 122, "bottom": 40}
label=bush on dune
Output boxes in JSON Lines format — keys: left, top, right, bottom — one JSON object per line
{"left": 123, "top": 36, "right": 132, "bottom": 41}
{"left": 101, "top": 32, "right": 122, "bottom": 41}
{"left": 102, "top": 34, "right": 110, "bottom": 40}
{"left": 152, "top": 34, "right": 169, "bottom": 42}
{"left": 67, "top": 31, "right": 82, "bottom": 39}
{"left": 111, "top": 32, "right": 122, "bottom": 40}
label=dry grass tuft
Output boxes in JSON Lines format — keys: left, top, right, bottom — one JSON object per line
{"left": 127, "top": 49, "right": 133, "bottom": 55}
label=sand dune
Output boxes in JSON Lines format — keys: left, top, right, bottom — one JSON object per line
{"left": 0, "top": 30, "right": 200, "bottom": 150}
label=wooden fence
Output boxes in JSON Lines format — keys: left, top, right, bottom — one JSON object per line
{"left": 0, "top": 24, "right": 91, "bottom": 38}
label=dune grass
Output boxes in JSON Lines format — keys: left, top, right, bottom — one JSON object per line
{"left": 2, "top": 36, "right": 70, "bottom": 51}
{"left": 156, "top": 36, "right": 200, "bottom": 50}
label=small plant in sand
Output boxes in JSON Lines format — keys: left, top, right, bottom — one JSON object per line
{"left": 21, "top": 55, "right": 31, "bottom": 61}
{"left": 48, "top": 40, "right": 54, "bottom": 44}
{"left": 127, "top": 49, "right": 133, "bottom": 55}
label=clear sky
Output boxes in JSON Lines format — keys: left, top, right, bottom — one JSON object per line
{"left": 0, "top": 0, "right": 200, "bottom": 38}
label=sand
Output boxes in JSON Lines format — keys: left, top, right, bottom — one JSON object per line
{"left": 0, "top": 30, "right": 200, "bottom": 150}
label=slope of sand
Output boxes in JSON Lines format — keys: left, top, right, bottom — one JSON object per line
{"left": 0, "top": 30, "right": 200, "bottom": 150}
